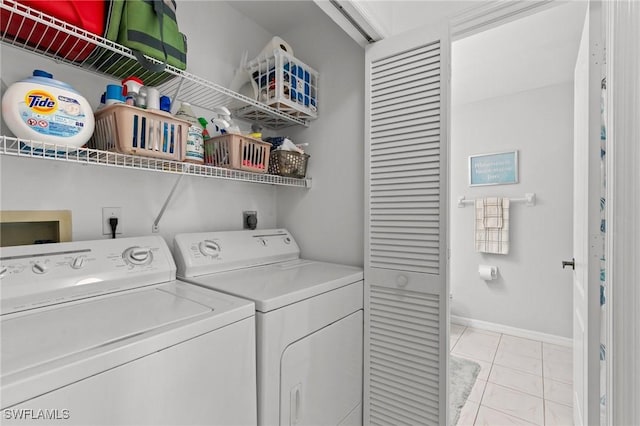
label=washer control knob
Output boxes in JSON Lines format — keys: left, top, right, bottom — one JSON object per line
{"left": 283, "top": 237, "right": 292, "bottom": 245}
{"left": 123, "top": 247, "right": 153, "bottom": 265}
{"left": 199, "top": 240, "right": 221, "bottom": 258}
{"left": 0, "top": 266, "right": 8, "bottom": 278}
{"left": 32, "top": 262, "right": 48, "bottom": 274}
{"left": 71, "top": 256, "right": 85, "bottom": 269}
{"left": 257, "top": 238, "right": 267, "bottom": 247}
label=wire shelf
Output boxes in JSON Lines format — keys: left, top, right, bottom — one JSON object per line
{"left": 0, "top": 136, "right": 311, "bottom": 188}
{"left": 0, "top": 0, "right": 309, "bottom": 129}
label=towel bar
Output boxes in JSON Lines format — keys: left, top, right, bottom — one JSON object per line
{"left": 457, "top": 193, "right": 536, "bottom": 208}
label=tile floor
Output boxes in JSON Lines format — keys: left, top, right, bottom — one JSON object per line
{"left": 451, "top": 324, "right": 574, "bottom": 426}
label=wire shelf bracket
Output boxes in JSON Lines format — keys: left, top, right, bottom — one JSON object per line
{"left": 152, "top": 173, "right": 185, "bottom": 233}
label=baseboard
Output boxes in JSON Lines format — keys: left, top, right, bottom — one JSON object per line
{"left": 451, "top": 315, "right": 572, "bottom": 347}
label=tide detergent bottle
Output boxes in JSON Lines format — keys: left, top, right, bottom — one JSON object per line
{"left": 2, "top": 70, "right": 94, "bottom": 150}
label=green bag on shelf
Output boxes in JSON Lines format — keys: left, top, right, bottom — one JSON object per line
{"left": 104, "top": 0, "right": 125, "bottom": 42}
{"left": 89, "top": 0, "right": 186, "bottom": 85}
{"left": 116, "top": 0, "right": 188, "bottom": 72}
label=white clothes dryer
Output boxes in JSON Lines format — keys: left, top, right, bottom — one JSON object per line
{"left": 0, "top": 236, "right": 257, "bottom": 426}
{"left": 174, "top": 229, "right": 364, "bottom": 426}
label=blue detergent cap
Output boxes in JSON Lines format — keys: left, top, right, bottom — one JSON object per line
{"left": 160, "top": 95, "right": 171, "bottom": 112}
{"left": 33, "top": 69, "right": 53, "bottom": 79}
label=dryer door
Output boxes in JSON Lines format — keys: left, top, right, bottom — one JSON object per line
{"left": 280, "top": 310, "right": 363, "bottom": 426}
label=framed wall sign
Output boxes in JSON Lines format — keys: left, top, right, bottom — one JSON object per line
{"left": 469, "top": 151, "right": 518, "bottom": 186}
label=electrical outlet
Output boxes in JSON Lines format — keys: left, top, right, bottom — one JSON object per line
{"left": 102, "top": 207, "right": 122, "bottom": 235}
{"left": 243, "top": 211, "right": 257, "bottom": 230}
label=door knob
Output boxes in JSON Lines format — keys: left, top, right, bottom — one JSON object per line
{"left": 562, "top": 258, "right": 575, "bottom": 270}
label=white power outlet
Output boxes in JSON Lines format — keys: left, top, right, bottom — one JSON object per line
{"left": 102, "top": 207, "right": 122, "bottom": 236}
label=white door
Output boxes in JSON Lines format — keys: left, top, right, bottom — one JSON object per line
{"left": 279, "top": 311, "right": 363, "bottom": 426}
{"left": 572, "top": 5, "right": 593, "bottom": 425}
{"left": 573, "top": 15, "right": 589, "bottom": 425}
{"left": 364, "top": 23, "right": 449, "bottom": 425}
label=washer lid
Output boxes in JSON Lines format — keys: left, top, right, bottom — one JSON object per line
{"left": 0, "top": 281, "right": 255, "bottom": 409}
{"left": 184, "top": 259, "right": 363, "bottom": 312}
{"left": 2, "top": 282, "right": 214, "bottom": 377}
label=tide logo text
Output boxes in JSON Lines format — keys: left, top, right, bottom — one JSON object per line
{"left": 25, "top": 90, "right": 58, "bottom": 114}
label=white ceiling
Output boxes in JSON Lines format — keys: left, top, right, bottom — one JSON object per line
{"left": 227, "top": 1, "right": 476, "bottom": 45}
{"left": 367, "top": 0, "right": 476, "bottom": 37}
{"left": 452, "top": 1, "right": 587, "bottom": 105}
{"left": 226, "top": 1, "right": 325, "bottom": 37}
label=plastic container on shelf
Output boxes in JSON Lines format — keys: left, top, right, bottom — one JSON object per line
{"left": 204, "top": 134, "right": 271, "bottom": 174}
{"left": 244, "top": 50, "right": 318, "bottom": 120}
{"left": 174, "top": 102, "right": 204, "bottom": 164}
{"left": 1, "top": 70, "right": 95, "bottom": 150}
{"left": 89, "top": 104, "right": 188, "bottom": 161}
{"left": 122, "top": 77, "right": 144, "bottom": 97}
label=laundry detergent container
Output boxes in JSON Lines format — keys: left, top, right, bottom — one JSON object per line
{"left": 1, "top": 70, "right": 95, "bottom": 150}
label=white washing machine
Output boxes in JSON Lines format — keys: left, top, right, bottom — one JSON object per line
{"left": 0, "top": 236, "right": 257, "bottom": 425}
{"left": 174, "top": 229, "right": 364, "bottom": 426}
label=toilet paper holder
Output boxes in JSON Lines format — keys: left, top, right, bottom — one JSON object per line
{"left": 479, "top": 265, "right": 498, "bottom": 280}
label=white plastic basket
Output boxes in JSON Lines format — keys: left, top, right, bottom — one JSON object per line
{"left": 245, "top": 50, "right": 318, "bottom": 120}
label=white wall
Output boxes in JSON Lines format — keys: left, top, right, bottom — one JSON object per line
{"left": 0, "top": 2, "right": 282, "bottom": 246}
{"left": 1, "top": 1, "right": 365, "bottom": 262}
{"left": 0, "top": 157, "right": 277, "bottom": 241}
{"left": 274, "top": 11, "right": 365, "bottom": 267}
{"left": 450, "top": 82, "right": 574, "bottom": 338}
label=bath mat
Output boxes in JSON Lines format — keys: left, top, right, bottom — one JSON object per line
{"left": 450, "top": 355, "right": 481, "bottom": 425}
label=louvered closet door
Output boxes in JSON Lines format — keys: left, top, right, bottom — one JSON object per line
{"left": 365, "top": 24, "right": 449, "bottom": 426}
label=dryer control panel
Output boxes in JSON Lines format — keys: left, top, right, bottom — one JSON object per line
{"left": 174, "top": 229, "right": 300, "bottom": 278}
{"left": 0, "top": 236, "right": 176, "bottom": 315}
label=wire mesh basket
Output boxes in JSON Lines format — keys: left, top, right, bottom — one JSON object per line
{"left": 268, "top": 150, "right": 309, "bottom": 179}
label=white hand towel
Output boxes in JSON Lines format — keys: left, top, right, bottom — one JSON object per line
{"left": 475, "top": 198, "right": 510, "bottom": 254}
{"left": 483, "top": 197, "right": 503, "bottom": 229}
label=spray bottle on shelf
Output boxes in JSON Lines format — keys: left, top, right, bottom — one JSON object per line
{"left": 174, "top": 102, "right": 204, "bottom": 164}
{"left": 198, "top": 117, "right": 211, "bottom": 141}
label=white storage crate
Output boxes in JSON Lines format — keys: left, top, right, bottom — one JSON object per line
{"left": 245, "top": 50, "right": 318, "bottom": 120}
